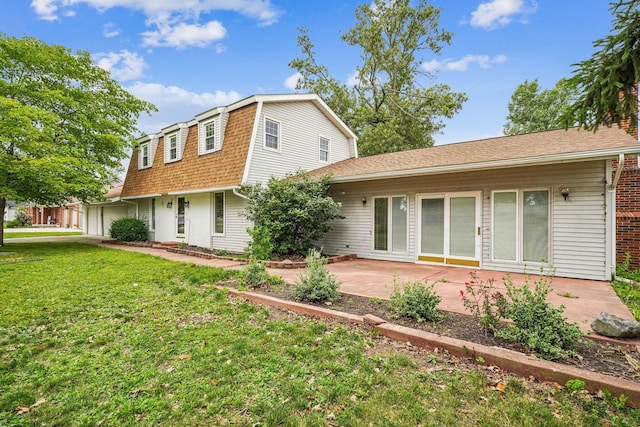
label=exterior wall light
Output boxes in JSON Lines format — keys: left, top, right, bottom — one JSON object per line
{"left": 361, "top": 197, "right": 367, "bottom": 207}
{"left": 166, "top": 201, "right": 173, "bottom": 208}
{"left": 185, "top": 200, "right": 190, "bottom": 208}
{"left": 560, "top": 187, "right": 570, "bottom": 201}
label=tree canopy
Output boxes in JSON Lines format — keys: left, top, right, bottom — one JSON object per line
{"left": 562, "top": 0, "right": 640, "bottom": 133}
{"left": 289, "top": 0, "right": 467, "bottom": 156}
{"left": 503, "top": 78, "right": 577, "bottom": 135}
{"left": 0, "top": 34, "right": 156, "bottom": 245}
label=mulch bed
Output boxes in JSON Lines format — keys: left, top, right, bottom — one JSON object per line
{"left": 246, "top": 282, "right": 640, "bottom": 384}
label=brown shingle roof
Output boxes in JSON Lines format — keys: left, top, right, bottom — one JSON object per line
{"left": 121, "top": 103, "right": 257, "bottom": 198}
{"left": 310, "top": 126, "right": 640, "bottom": 181}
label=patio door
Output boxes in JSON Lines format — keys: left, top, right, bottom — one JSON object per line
{"left": 417, "top": 192, "right": 481, "bottom": 267}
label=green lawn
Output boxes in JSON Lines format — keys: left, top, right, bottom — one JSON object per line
{"left": 3, "top": 231, "right": 83, "bottom": 238}
{"left": 1, "top": 243, "right": 638, "bottom": 426}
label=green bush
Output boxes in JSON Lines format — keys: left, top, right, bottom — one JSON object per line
{"left": 245, "top": 225, "right": 274, "bottom": 260}
{"left": 388, "top": 276, "right": 442, "bottom": 322}
{"left": 240, "top": 259, "right": 284, "bottom": 289}
{"left": 5, "top": 206, "right": 32, "bottom": 228}
{"left": 293, "top": 249, "right": 341, "bottom": 303}
{"left": 496, "top": 274, "right": 582, "bottom": 360}
{"left": 241, "top": 172, "right": 343, "bottom": 256}
{"left": 109, "top": 217, "right": 148, "bottom": 242}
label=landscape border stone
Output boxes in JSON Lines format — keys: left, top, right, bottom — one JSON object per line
{"left": 222, "top": 286, "right": 640, "bottom": 408}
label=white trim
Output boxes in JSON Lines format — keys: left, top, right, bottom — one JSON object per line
{"left": 371, "top": 195, "right": 409, "bottom": 254}
{"left": 200, "top": 118, "right": 218, "bottom": 155}
{"left": 167, "top": 185, "right": 239, "bottom": 196}
{"left": 149, "top": 198, "right": 156, "bottom": 231}
{"left": 242, "top": 101, "right": 263, "bottom": 183}
{"left": 212, "top": 191, "right": 225, "bottom": 236}
{"left": 605, "top": 159, "right": 615, "bottom": 279}
{"left": 263, "top": 116, "right": 281, "bottom": 152}
{"left": 139, "top": 142, "right": 150, "bottom": 169}
{"left": 165, "top": 132, "right": 179, "bottom": 163}
{"left": 122, "top": 193, "right": 162, "bottom": 200}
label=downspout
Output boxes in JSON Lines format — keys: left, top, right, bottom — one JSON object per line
{"left": 120, "top": 199, "right": 139, "bottom": 218}
{"left": 232, "top": 188, "right": 249, "bottom": 200}
{"left": 609, "top": 153, "right": 625, "bottom": 281}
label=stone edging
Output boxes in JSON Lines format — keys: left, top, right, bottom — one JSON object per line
{"left": 222, "top": 287, "right": 640, "bottom": 408}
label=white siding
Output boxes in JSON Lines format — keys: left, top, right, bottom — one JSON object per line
{"left": 320, "top": 161, "right": 609, "bottom": 280}
{"left": 210, "top": 191, "right": 251, "bottom": 253}
{"left": 245, "top": 102, "right": 353, "bottom": 183}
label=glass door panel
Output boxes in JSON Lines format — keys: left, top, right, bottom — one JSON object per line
{"left": 523, "top": 190, "right": 549, "bottom": 262}
{"left": 449, "top": 197, "right": 476, "bottom": 257}
{"left": 493, "top": 192, "right": 517, "bottom": 261}
{"left": 421, "top": 198, "right": 444, "bottom": 255}
{"left": 374, "top": 198, "right": 388, "bottom": 251}
{"left": 176, "top": 197, "right": 185, "bottom": 235}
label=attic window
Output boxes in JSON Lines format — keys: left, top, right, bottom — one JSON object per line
{"left": 264, "top": 118, "right": 280, "bottom": 151}
{"left": 168, "top": 134, "right": 178, "bottom": 160}
{"left": 205, "top": 121, "right": 215, "bottom": 151}
{"left": 319, "top": 136, "right": 329, "bottom": 162}
{"left": 139, "top": 143, "right": 150, "bottom": 169}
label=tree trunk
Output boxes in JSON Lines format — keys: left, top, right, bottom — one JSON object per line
{"left": 0, "top": 197, "right": 5, "bottom": 246}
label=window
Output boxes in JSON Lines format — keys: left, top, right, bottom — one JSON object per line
{"left": 168, "top": 134, "right": 178, "bottom": 160}
{"left": 374, "top": 196, "right": 408, "bottom": 252}
{"left": 492, "top": 190, "right": 549, "bottom": 263}
{"left": 150, "top": 198, "right": 156, "bottom": 230}
{"left": 213, "top": 192, "right": 224, "bottom": 234}
{"left": 264, "top": 118, "right": 279, "bottom": 150}
{"left": 319, "top": 137, "right": 329, "bottom": 162}
{"left": 205, "top": 121, "right": 215, "bottom": 151}
{"left": 140, "top": 143, "right": 150, "bottom": 168}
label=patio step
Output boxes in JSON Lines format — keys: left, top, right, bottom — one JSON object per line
{"left": 152, "top": 241, "right": 182, "bottom": 249}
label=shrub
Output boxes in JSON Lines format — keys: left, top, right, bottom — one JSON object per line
{"left": 460, "top": 271, "right": 506, "bottom": 335}
{"left": 245, "top": 225, "right": 274, "bottom": 260}
{"left": 495, "top": 274, "right": 582, "bottom": 360}
{"left": 109, "top": 217, "right": 148, "bottom": 242}
{"left": 240, "top": 259, "right": 284, "bottom": 289}
{"left": 292, "top": 249, "right": 341, "bottom": 303}
{"left": 241, "top": 172, "right": 343, "bottom": 256}
{"left": 388, "top": 276, "right": 442, "bottom": 322}
{"left": 5, "top": 206, "right": 32, "bottom": 228}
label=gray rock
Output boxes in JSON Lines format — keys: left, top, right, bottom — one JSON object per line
{"left": 591, "top": 312, "right": 640, "bottom": 338}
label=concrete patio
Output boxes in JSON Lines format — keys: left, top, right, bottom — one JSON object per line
{"left": 6, "top": 233, "right": 636, "bottom": 336}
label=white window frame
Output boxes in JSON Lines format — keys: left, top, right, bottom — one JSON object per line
{"left": 139, "top": 143, "right": 150, "bottom": 169}
{"left": 212, "top": 192, "right": 225, "bottom": 236}
{"left": 491, "top": 188, "right": 551, "bottom": 264}
{"left": 167, "top": 133, "right": 178, "bottom": 162}
{"left": 204, "top": 120, "right": 216, "bottom": 153}
{"left": 264, "top": 117, "right": 280, "bottom": 151}
{"left": 150, "top": 198, "right": 156, "bottom": 231}
{"left": 372, "top": 195, "right": 409, "bottom": 253}
{"left": 319, "top": 136, "right": 330, "bottom": 163}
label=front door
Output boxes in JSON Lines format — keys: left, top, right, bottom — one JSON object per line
{"left": 417, "top": 192, "right": 481, "bottom": 267}
{"left": 176, "top": 197, "right": 185, "bottom": 236}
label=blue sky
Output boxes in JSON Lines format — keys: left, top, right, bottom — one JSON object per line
{"left": 2, "top": 0, "right": 614, "bottom": 146}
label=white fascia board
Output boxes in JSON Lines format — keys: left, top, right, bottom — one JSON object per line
{"left": 161, "top": 122, "right": 187, "bottom": 134}
{"left": 121, "top": 193, "right": 162, "bottom": 200}
{"left": 328, "top": 147, "right": 640, "bottom": 183}
{"left": 167, "top": 185, "right": 240, "bottom": 195}
{"left": 195, "top": 106, "right": 225, "bottom": 122}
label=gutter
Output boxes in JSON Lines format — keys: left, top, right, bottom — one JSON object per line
{"left": 233, "top": 188, "right": 249, "bottom": 200}
{"left": 121, "top": 199, "right": 139, "bottom": 218}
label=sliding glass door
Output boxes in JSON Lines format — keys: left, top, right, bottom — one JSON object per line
{"left": 418, "top": 192, "right": 481, "bottom": 267}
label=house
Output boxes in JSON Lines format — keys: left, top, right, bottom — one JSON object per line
{"left": 309, "top": 127, "right": 640, "bottom": 281}
{"left": 27, "top": 202, "right": 83, "bottom": 228}
{"left": 3, "top": 200, "right": 19, "bottom": 223}
{"left": 116, "top": 94, "right": 357, "bottom": 250}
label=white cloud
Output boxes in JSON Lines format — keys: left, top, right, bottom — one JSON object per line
{"left": 30, "top": 0, "right": 58, "bottom": 21}
{"left": 284, "top": 72, "right": 301, "bottom": 91}
{"left": 102, "top": 22, "right": 121, "bottom": 38}
{"left": 470, "top": 0, "right": 536, "bottom": 30}
{"left": 126, "top": 82, "right": 242, "bottom": 133}
{"left": 93, "top": 50, "right": 147, "bottom": 81}
{"left": 141, "top": 20, "right": 226, "bottom": 48}
{"left": 345, "top": 70, "right": 360, "bottom": 88}
{"left": 422, "top": 54, "right": 507, "bottom": 72}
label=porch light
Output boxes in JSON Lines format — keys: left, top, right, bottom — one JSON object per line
{"left": 185, "top": 200, "right": 190, "bottom": 208}
{"left": 166, "top": 201, "right": 173, "bottom": 209}
{"left": 560, "top": 187, "right": 570, "bottom": 201}
{"left": 361, "top": 197, "right": 367, "bottom": 207}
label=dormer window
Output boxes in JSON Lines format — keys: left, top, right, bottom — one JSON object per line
{"left": 264, "top": 118, "right": 280, "bottom": 151}
{"left": 168, "top": 134, "right": 178, "bottom": 160}
{"left": 140, "top": 143, "right": 150, "bottom": 168}
{"left": 205, "top": 121, "right": 215, "bottom": 151}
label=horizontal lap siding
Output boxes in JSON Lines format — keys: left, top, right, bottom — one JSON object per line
{"left": 320, "top": 161, "right": 608, "bottom": 280}
{"left": 211, "top": 191, "right": 251, "bottom": 253}
{"left": 246, "top": 102, "right": 353, "bottom": 184}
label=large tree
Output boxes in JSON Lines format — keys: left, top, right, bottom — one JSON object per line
{"left": 504, "top": 78, "right": 577, "bottom": 135}
{"left": 0, "top": 34, "right": 156, "bottom": 245}
{"left": 562, "top": 0, "right": 640, "bottom": 133}
{"left": 289, "top": 0, "right": 467, "bottom": 156}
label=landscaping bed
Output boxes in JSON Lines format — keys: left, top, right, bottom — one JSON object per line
{"left": 248, "top": 281, "right": 640, "bottom": 384}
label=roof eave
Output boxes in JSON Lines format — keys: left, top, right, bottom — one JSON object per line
{"left": 328, "top": 147, "right": 640, "bottom": 184}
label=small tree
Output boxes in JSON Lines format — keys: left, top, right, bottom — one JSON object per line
{"left": 242, "top": 172, "right": 342, "bottom": 256}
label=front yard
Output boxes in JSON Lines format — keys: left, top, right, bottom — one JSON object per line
{"left": 1, "top": 242, "right": 639, "bottom": 426}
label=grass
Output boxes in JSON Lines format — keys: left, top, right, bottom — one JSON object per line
{"left": 1, "top": 242, "right": 639, "bottom": 426}
{"left": 3, "top": 231, "right": 83, "bottom": 238}
{"left": 614, "top": 256, "right": 640, "bottom": 320}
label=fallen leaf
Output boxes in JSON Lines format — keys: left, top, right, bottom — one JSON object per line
{"left": 495, "top": 383, "right": 507, "bottom": 393}
{"left": 178, "top": 354, "right": 189, "bottom": 360}
{"left": 211, "top": 379, "right": 218, "bottom": 387}
{"left": 31, "top": 398, "right": 46, "bottom": 408}
{"left": 15, "top": 406, "right": 30, "bottom": 415}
